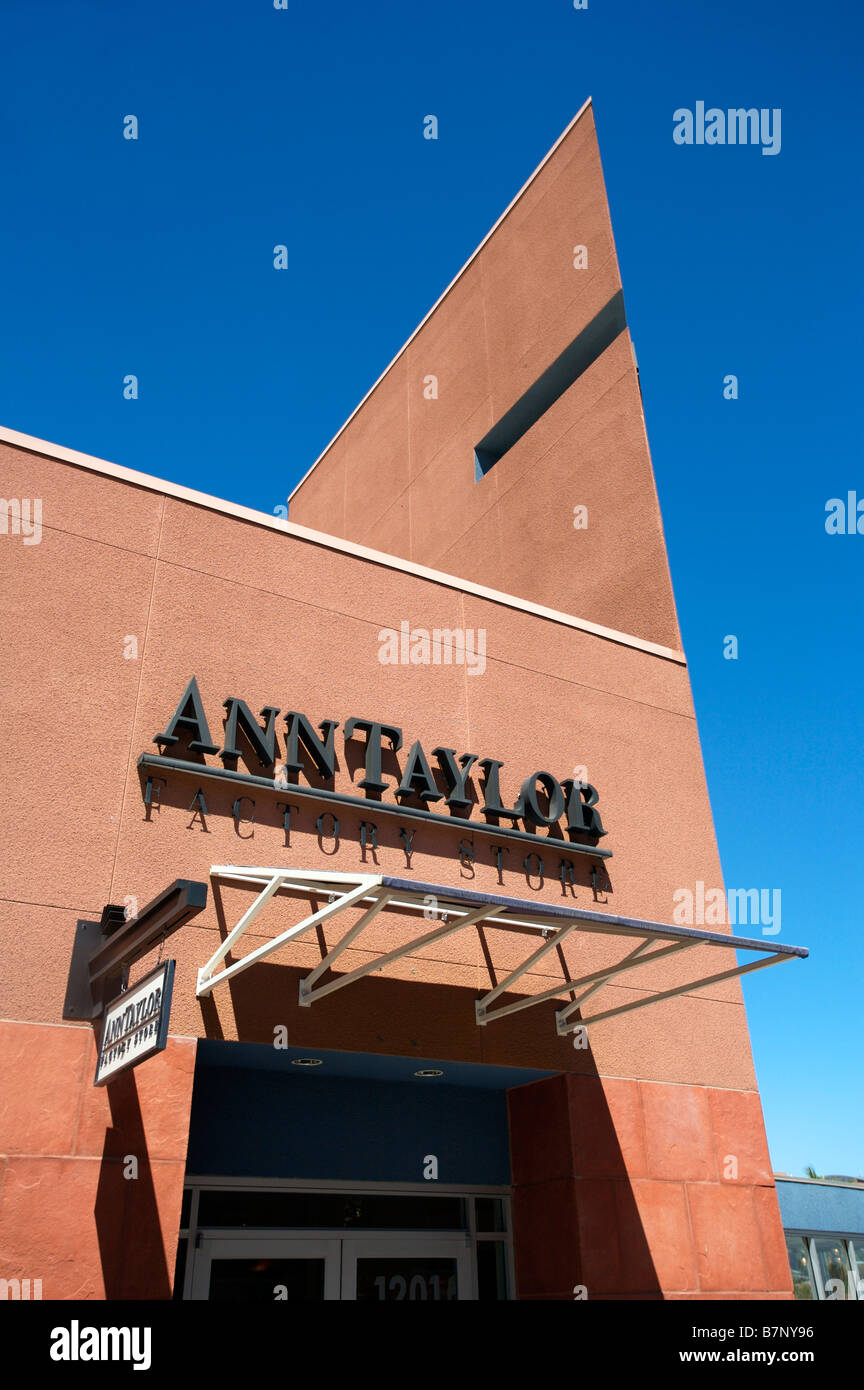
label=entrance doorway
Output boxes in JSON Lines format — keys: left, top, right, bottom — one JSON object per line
{"left": 190, "top": 1232, "right": 471, "bottom": 1301}
{"left": 176, "top": 1181, "right": 512, "bottom": 1301}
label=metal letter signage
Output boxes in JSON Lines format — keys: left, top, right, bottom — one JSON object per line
{"left": 139, "top": 679, "right": 611, "bottom": 863}
{"left": 94, "top": 960, "right": 175, "bottom": 1086}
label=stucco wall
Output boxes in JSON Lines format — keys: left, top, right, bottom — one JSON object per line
{"left": 289, "top": 103, "right": 681, "bottom": 652}
{"left": 0, "top": 439, "right": 753, "bottom": 1089}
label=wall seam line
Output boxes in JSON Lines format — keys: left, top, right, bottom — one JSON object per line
{"left": 108, "top": 496, "right": 165, "bottom": 907}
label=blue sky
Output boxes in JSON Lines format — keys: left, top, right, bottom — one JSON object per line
{"left": 1, "top": 0, "right": 861, "bottom": 1175}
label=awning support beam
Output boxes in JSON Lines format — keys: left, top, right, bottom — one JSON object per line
{"left": 474, "top": 922, "right": 582, "bottom": 1023}
{"left": 300, "top": 890, "right": 394, "bottom": 993}
{"left": 477, "top": 936, "right": 690, "bottom": 1026}
{"left": 555, "top": 951, "right": 794, "bottom": 1033}
{"left": 299, "top": 901, "right": 505, "bottom": 1007}
{"left": 196, "top": 874, "right": 379, "bottom": 998}
{"left": 555, "top": 938, "right": 701, "bottom": 1023}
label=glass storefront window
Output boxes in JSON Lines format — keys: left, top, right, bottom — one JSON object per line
{"left": 475, "top": 1197, "right": 506, "bottom": 1232}
{"left": 477, "top": 1240, "right": 509, "bottom": 1299}
{"left": 848, "top": 1240, "right": 864, "bottom": 1300}
{"left": 179, "top": 1184, "right": 513, "bottom": 1299}
{"left": 812, "top": 1238, "right": 852, "bottom": 1300}
{"left": 209, "top": 1256, "right": 326, "bottom": 1301}
{"left": 785, "top": 1236, "right": 815, "bottom": 1300}
{"left": 196, "top": 1188, "right": 466, "bottom": 1231}
{"left": 355, "top": 1257, "right": 459, "bottom": 1302}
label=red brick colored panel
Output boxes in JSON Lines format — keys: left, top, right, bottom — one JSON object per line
{"left": 687, "top": 1184, "right": 767, "bottom": 1293}
{"left": 508, "top": 1075, "right": 572, "bottom": 1185}
{"left": 519, "top": 1291, "right": 586, "bottom": 1300}
{"left": 0, "top": 1021, "right": 89, "bottom": 1156}
{"left": 512, "top": 1178, "right": 580, "bottom": 1297}
{"left": 0, "top": 1156, "right": 107, "bottom": 1298}
{"left": 666, "top": 1292, "right": 792, "bottom": 1301}
{"left": 96, "top": 1156, "right": 187, "bottom": 1299}
{"left": 753, "top": 1186, "right": 794, "bottom": 1295}
{"left": 75, "top": 1035, "right": 197, "bottom": 1162}
{"left": 589, "top": 1292, "right": 664, "bottom": 1301}
{"left": 625, "top": 1180, "right": 696, "bottom": 1293}
{"left": 567, "top": 1074, "right": 647, "bottom": 1180}
{"left": 0, "top": 1153, "right": 187, "bottom": 1300}
{"left": 707, "top": 1087, "right": 773, "bottom": 1185}
{"left": 574, "top": 1178, "right": 621, "bottom": 1294}
{"left": 640, "top": 1081, "right": 715, "bottom": 1181}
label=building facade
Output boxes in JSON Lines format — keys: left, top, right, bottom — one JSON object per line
{"left": 0, "top": 100, "right": 804, "bottom": 1301}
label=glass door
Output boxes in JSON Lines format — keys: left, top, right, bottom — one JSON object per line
{"left": 340, "top": 1236, "right": 472, "bottom": 1301}
{"left": 190, "top": 1234, "right": 341, "bottom": 1300}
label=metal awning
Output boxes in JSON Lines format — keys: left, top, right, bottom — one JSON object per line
{"left": 197, "top": 867, "right": 807, "bottom": 1036}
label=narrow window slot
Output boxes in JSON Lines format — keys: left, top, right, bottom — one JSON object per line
{"left": 474, "top": 289, "right": 627, "bottom": 479}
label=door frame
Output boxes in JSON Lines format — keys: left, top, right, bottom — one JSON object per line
{"left": 179, "top": 1179, "right": 515, "bottom": 1301}
{"left": 189, "top": 1232, "right": 342, "bottom": 1300}
{"left": 189, "top": 1229, "right": 473, "bottom": 1302}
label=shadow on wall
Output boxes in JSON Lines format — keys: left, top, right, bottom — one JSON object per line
{"left": 508, "top": 1072, "right": 663, "bottom": 1301}
{"left": 94, "top": 1069, "right": 172, "bottom": 1299}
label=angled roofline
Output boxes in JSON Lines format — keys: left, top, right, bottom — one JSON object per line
{"left": 774, "top": 1175, "right": 864, "bottom": 1191}
{"left": 0, "top": 421, "right": 685, "bottom": 664}
{"left": 286, "top": 97, "right": 596, "bottom": 503}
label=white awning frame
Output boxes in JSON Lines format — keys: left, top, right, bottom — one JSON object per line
{"left": 197, "top": 866, "right": 807, "bottom": 1035}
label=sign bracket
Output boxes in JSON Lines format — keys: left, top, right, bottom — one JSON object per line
{"left": 63, "top": 878, "right": 208, "bottom": 1021}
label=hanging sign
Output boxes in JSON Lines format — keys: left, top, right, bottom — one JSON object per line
{"left": 94, "top": 960, "right": 175, "bottom": 1086}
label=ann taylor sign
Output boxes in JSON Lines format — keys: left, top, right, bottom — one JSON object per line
{"left": 94, "top": 961, "right": 174, "bottom": 1085}
{"left": 137, "top": 678, "right": 611, "bottom": 877}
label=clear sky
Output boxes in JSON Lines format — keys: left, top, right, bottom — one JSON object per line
{"left": 1, "top": 0, "right": 861, "bottom": 1176}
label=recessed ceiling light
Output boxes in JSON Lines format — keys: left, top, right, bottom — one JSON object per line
{"left": 414, "top": 1068, "right": 444, "bottom": 1078}
{"left": 292, "top": 1057, "right": 323, "bottom": 1067}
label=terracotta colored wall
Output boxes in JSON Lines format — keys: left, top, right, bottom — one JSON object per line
{"left": 0, "top": 438, "right": 751, "bottom": 1087}
{"left": 0, "top": 435, "right": 790, "bottom": 1297}
{"left": 289, "top": 103, "right": 681, "bottom": 653}
{"left": 509, "top": 1075, "right": 792, "bottom": 1301}
{"left": 0, "top": 1021, "right": 195, "bottom": 1299}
